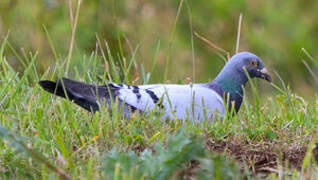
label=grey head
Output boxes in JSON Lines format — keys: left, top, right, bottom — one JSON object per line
{"left": 210, "top": 51, "right": 272, "bottom": 113}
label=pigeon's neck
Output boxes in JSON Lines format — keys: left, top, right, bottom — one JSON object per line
{"left": 209, "top": 70, "right": 248, "bottom": 113}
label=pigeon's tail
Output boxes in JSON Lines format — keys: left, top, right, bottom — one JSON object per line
{"left": 39, "top": 80, "right": 68, "bottom": 98}
{"left": 38, "top": 78, "right": 108, "bottom": 112}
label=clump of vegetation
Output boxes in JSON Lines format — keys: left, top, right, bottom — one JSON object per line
{"left": 1, "top": 1, "right": 318, "bottom": 179}
{"left": 103, "top": 128, "right": 240, "bottom": 179}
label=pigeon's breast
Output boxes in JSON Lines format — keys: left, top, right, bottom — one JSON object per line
{"left": 158, "top": 85, "right": 225, "bottom": 122}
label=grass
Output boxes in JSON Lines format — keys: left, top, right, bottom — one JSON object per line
{"left": 1, "top": 2, "right": 318, "bottom": 179}
{"left": 1, "top": 34, "right": 318, "bottom": 179}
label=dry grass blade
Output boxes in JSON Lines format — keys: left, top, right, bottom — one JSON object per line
{"left": 164, "top": 0, "right": 185, "bottom": 81}
{"left": 96, "top": 34, "right": 112, "bottom": 81}
{"left": 122, "top": 35, "right": 140, "bottom": 84}
{"left": 185, "top": 1, "right": 195, "bottom": 83}
{"left": 302, "top": 60, "right": 318, "bottom": 85}
{"left": 66, "top": 0, "right": 82, "bottom": 75}
{"left": 194, "top": 31, "right": 229, "bottom": 57}
{"left": 235, "top": 13, "right": 243, "bottom": 54}
{"left": 68, "top": 0, "right": 74, "bottom": 23}
{"left": 301, "top": 48, "right": 318, "bottom": 65}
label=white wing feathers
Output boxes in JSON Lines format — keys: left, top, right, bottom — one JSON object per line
{"left": 110, "top": 83, "right": 225, "bottom": 122}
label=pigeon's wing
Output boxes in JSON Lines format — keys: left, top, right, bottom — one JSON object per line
{"left": 115, "top": 84, "right": 225, "bottom": 121}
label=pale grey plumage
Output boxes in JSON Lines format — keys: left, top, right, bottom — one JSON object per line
{"left": 39, "top": 52, "right": 272, "bottom": 122}
{"left": 115, "top": 83, "right": 225, "bottom": 121}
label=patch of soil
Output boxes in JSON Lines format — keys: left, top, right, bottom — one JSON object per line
{"left": 205, "top": 138, "right": 318, "bottom": 175}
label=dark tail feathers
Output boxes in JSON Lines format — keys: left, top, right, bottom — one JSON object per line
{"left": 39, "top": 80, "right": 68, "bottom": 98}
{"left": 38, "top": 78, "right": 101, "bottom": 112}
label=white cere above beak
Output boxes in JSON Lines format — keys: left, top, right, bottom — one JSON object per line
{"left": 260, "top": 68, "right": 268, "bottom": 74}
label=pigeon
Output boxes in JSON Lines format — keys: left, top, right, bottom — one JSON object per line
{"left": 39, "top": 52, "right": 271, "bottom": 122}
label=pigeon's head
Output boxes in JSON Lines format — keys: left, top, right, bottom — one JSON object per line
{"left": 212, "top": 51, "right": 271, "bottom": 113}
{"left": 227, "top": 52, "right": 272, "bottom": 83}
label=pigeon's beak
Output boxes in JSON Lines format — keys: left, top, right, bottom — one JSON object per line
{"left": 259, "top": 68, "right": 272, "bottom": 83}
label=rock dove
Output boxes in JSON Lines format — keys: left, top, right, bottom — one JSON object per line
{"left": 39, "top": 52, "right": 271, "bottom": 122}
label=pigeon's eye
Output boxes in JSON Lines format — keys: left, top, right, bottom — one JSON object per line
{"left": 249, "top": 59, "right": 258, "bottom": 68}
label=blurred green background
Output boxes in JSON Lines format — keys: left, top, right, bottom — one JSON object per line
{"left": 1, "top": 0, "right": 318, "bottom": 96}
